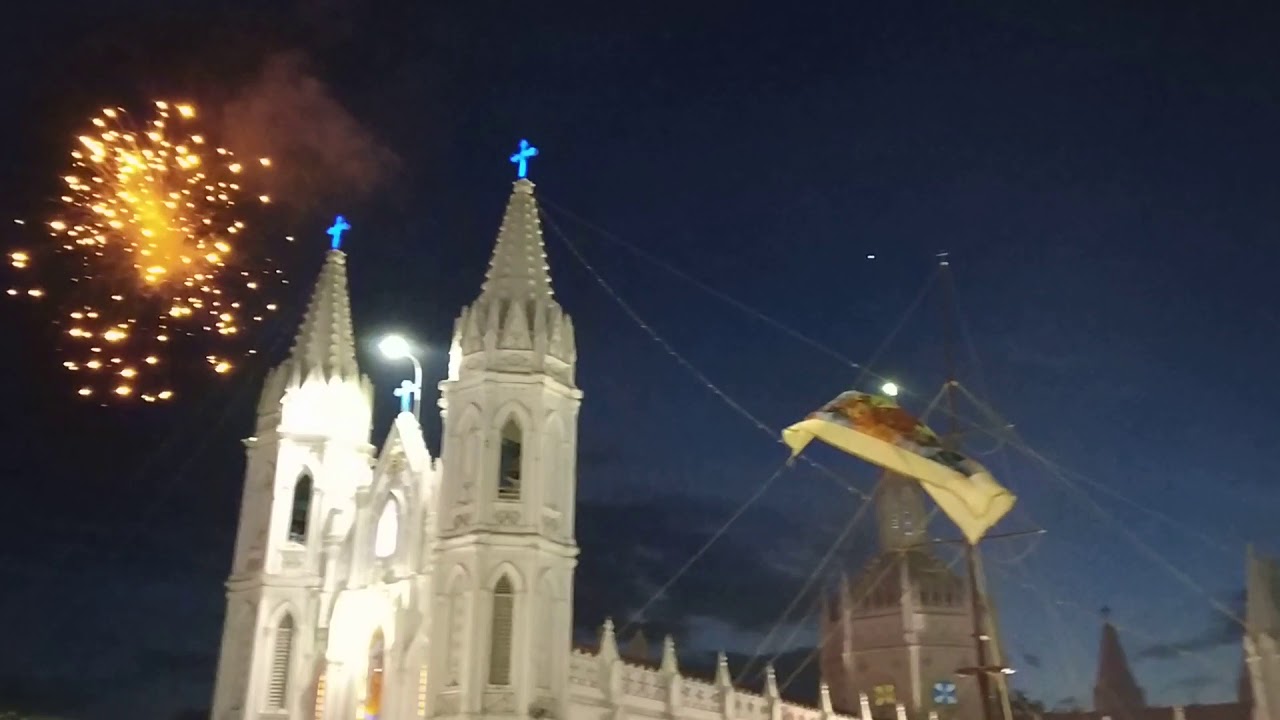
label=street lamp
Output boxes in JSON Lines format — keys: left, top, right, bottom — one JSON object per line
{"left": 378, "top": 334, "right": 423, "bottom": 420}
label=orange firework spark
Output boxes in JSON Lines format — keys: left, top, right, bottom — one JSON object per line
{"left": 8, "top": 101, "right": 287, "bottom": 403}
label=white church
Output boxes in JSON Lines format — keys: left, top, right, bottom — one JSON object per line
{"left": 209, "top": 175, "right": 865, "bottom": 720}
{"left": 209, "top": 171, "right": 1280, "bottom": 720}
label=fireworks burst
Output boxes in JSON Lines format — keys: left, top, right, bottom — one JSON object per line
{"left": 7, "top": 101, "right": 288, "bottom": 403}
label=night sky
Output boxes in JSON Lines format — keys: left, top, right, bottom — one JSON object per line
{"left": 2, "top": 2, "right": 1278, "bottom": 718}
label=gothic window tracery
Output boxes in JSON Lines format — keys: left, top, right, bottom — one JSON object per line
{"left": 489, "top": 575, "right": 515, "bottom": 685}
{"left": 289, "top": 472, "right": 313, "bottom": 543}
{"left": 497, "top": 418, "right": 523, "bottom": 500}
{"left": 374, "top": 497, "right": 399, "bottom": 559}
{"left": 267, "top": 613, "right": 294, "bottom": 710}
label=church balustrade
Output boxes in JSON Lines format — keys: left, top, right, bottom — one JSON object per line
{"left": 568, "top": 622, "right": 864, "bottom": 720}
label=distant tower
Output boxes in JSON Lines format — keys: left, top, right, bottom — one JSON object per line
{"left": 1244, "top": 546, "right": 1280, "bottom": 720}
{"left": 1092, "top": 609, "right": 1146, "bottom": 715}
{"left": 820, "top": 475, "right": 981, "bottom": 720}
{"left": 210, "top": 247, "right": 374, "bottom": 720}
{"left": 428, "top": 177, "right": 581, "bottom": 720}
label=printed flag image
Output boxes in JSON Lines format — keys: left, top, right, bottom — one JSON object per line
{"left": 782, "top": 391, "right": 1015, "bottom": 544}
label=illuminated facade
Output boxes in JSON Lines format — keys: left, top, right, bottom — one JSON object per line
{"left": 211, "top": 178, "right": 866, "bottom": 720}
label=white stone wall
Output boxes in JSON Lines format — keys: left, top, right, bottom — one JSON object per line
{"left": 564, "top": 648, "right": 862, "bottom": 720}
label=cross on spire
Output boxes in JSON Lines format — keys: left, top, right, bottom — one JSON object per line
{"left": 394, "top": 379, "right": 415, "bottom": 414}
{"left": 509, "top": 139, "right": 539, "bottom": 179}
{"left": 327, "top": 215, "right": 351, "bottom": 250}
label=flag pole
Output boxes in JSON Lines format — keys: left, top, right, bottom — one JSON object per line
{"left": 936, "top": 253, "right": 1007, "bottom": 720}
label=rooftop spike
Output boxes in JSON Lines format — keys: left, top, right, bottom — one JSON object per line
{"left": 288, "top": 249, "right": 359, "bottom": 381}
{"left": 480, "top": 179, "right": 553, "bottom": 301}
{"left": 660, "top": 635, "right": 679, "bottom": 674}
{"left": 1093, "top": 612, "right": 1146, "bottom": 714}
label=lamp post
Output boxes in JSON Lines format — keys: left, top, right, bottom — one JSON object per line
{"left": 378, "top": 334, "right": 423, "bottom": 420}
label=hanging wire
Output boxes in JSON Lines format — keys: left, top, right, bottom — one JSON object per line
{"left": 538, "top": 198, "right": 935, "bottom": 400}
{"left": 736, "top": 486, "right": 875, "bottom": 683}
{"left": 540, "top": 209, "right": 875, "bottom": 503}
{"left": 618, "top": 459, "right": 793, "bottom": 639}
{"left": 776, "top": 550, "right": 904, "bottom": 695}
{"left": 952, "top": 383, "right": 1246, "bottom": 628}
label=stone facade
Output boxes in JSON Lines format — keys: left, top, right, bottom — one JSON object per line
{"left": 208, "top": 178, "right": 867, "bottom": 720}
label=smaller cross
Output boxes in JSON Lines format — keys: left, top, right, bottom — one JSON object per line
{"left": 394, "top": 379, "right": 416, "bottom": 414}
{"left": 509, "top": 139, "right": 539, "bottom": 179}
{"left": 327, "top": 215, "right": 351, "bottom": 250}
{"left": 932, "top": 681, "right": 958, "bottom": 705}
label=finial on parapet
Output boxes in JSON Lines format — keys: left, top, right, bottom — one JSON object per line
{"left": 626, "top": 629, "right": 650, "bottom": 661}
{"left": 764, "top": 664, "right": 779, "bottom": 698}
{"left": 1172, "top": 707, "right": 1186, "bottom": 720}
{"left": 600, "top": 617, "right": 619, "bottom": 660}
{"left": 820, "top": 682, "right": 833, "bottom": 714}
{"left": 895, "top": 703, "right": 908, "bottom": 720}
{"left": 928, "top": 712, "right": 939, "bottom": 720}
{"left": 715, "top": 651, "right": 732, "bottom": 687}
{"left": 859, "top": 692, "right": 872, "bottom": 720}
{"left": 660, "top": 635, "right": 679, "bottom": 674}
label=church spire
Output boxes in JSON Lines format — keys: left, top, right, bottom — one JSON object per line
{"left": 288, "top": 247, "right": 359, "bottom": 382}
{"left": 448, "top": 156, "right": 575, "bottom": 387}
{"left": 479, "top": 178, "right": 554, "bottom": 301}
{"left": 1093, "top": 609, "right": 1146, "bottom": 714}
{"left": 256, "top": 220, "right": 370, "bottom": 437}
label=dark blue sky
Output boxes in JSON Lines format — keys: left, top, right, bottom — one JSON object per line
{"left": 1, "top": 1, "right": 1277, "bottom": 717}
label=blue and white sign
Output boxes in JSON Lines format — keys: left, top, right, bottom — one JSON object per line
{"left": 932, "top": 681, "right": 958, "bottom": 705}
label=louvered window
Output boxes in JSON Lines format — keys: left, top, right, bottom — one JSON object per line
{"left": 497, "top": 419, "right": 522, "bottom": 500}
{"left": 267, "top": 615, "right": 294, "bottom": 709}
{"left": 289, "top": 474, "right": 313, "bottom": 542}
{"left": 488, "top": 576, "right": 515, "bottom": 685}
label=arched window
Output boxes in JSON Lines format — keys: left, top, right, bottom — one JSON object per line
{"left": 497, "top": 418, "right": 523, "bottom": 500}
{"left": 374, "top": 498, "right": 399, "bottom": 559}
{"left": 364, "top": 630, "right": 385, "bottom": 719}
{"left": 289, "top": 473, "right": 313, "bottom": 543}
{"left": 267, "top": 614, "right": 294, "bottom": 710}
{"left": 488, "top": 576, "right": 515, "bottom": 685}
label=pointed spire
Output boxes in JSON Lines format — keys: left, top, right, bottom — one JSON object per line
{"left": 714, "top": 651, "right": 731, "bottom": 686}
{"left": 660, "top": 635, "right": 679, "bottom": 674}
{"left": 764, "top": 663, "right": 779, "bottom": 698}
{"left": 480, "top": 179, "right": 553, "bottom": 301}
{"left": 626, "top": 630, "right": 650, "bottom": 661}
{"left": 1093, "top": 610, "right": 1146, "bottom": 714}
{"left": 288, "top": 250, "right": 359, "bottom": 381}
{"left": 599, "top": 617, "right": 619, "bottom": 661}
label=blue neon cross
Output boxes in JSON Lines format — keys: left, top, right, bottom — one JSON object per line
{"left": 393, "top": 379, "right": 415, "bottom": 414}
{"left": 327, "top": 215, "right": 351, "bottom": 250}
{"left": 509, "top": 139, "right": 539, "bottom": 179}
{"left": 932, "top": 681, "right": 958, "bottom": 705}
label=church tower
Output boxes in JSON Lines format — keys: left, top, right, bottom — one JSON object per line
{"left": 211, "top": 246, "right": 374, "bottom": 720}
{"left": 1092, "top": 611, "right": 1145, "bottom": 715}
{"left": 428, "top": 177, "right": 581, "bottom": 720}
{"left": 820, "top": 476, "right": 980, "bottom": 720}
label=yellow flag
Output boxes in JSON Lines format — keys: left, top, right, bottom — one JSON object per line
{"left": 783, "top": 392, "right": 1015, "bottom": 544}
